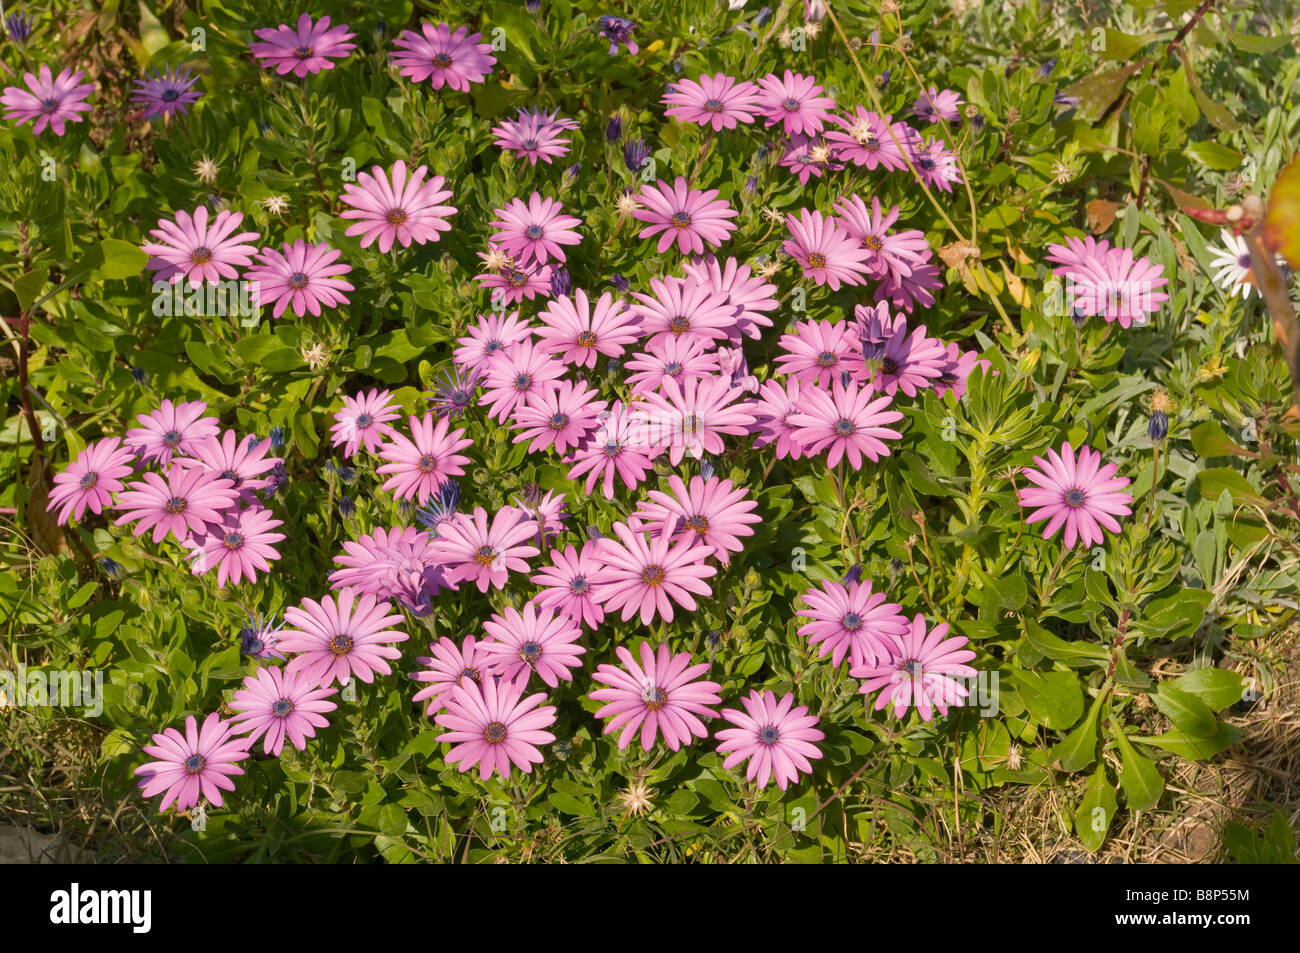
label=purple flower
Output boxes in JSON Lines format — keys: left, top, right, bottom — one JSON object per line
{"left": 622, "top": 136, "right": 651, "bottom": 172}
{"left": 598, "top": 15, "right": 638, "bottom": 56}
{"left": 131, "top": 64, "right": 201, "bottom": 119}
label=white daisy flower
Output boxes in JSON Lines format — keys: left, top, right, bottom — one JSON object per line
{"left": 1207, "top": 228, "right": 1255, "bottom": 299}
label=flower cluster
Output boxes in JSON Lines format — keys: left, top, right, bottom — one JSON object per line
{"left": 35, "top": 11, "right": 1162, "bottom": 818}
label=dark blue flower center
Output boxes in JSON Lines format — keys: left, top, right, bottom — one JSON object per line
{"left": 161, "top": 88, "right": 180, "bottom": 102}
{"left": 759, "top": 725, "right": 781, "bottom": 745}
{"left": 271, "top": 698, "right": 294, "bottom": 717}
{"left": 842, "top": 611, "right": 863, "bottom": 630}
{"left": 1064, "top": 488, "right": 1087, "bottom": 508}
{"left": 328, "top": 633, "right": 353, "bottom": 656}
{"left": 222, "top": 532, "right": 244, "bottom": 550}
{"left": 520, "top": 640, "right": 542, "bottom": 663}
{"left": 164, "top": 495, "right": 188, "bottom": 515}
{"left": 570, "top": 575, "right": 589, "bottom": 594}
{"left": 514, "top": 373, "right": 533, "bottom": 391}
{"left": 834, "top": 418, "right": 856, "bottom": 437}
{"left": 549, "top": 413, "right": 570, "bottom": 430}
{"left": 288, "top": 272, "right": 308, "bottom": 289}
{"left": 294, "top": 45, "right": 315, "bottom": 59}
{"left": 355, "top": 412, "right": 374, "bottom": 428}
{"left": 524, "top": 225, "right": 544, "bottom": 239}
{"left": 703, "top": 98, "right": 724, "bottom": 112}
{"left": 670, "top": 212, "right": 692, "bottom": 229}
{"left": 79, "top": 471, "right": 99, "bottom": 490}
{"left": 417, "top": 453, "right": 438, "bottom": 475}
{"left": 183, "top": 754, "right": 206, "bottom": 775}
{"left": 483, "top": 720, "right": 507, "bottom": 744}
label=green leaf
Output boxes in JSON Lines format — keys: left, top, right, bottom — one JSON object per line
{"left": 1194, "top": 467, "right": 1267, "bottom": 506}
{"left": 549, "top": 792, "right": 595, "bottom": 817}
{"left": 1185, "top": 141, "right": 1244, "bottom": 171}
{"left": 1224, "top": 28, "right": 1294, "bottom": 54}
{"left": 13, "top": 267, "right": 50, "bottom": 313}
{"left": 1011, "top": 670, "right": 1084, "bottom": 730}
{"left": 1024, "top": 620, "right": 1109, "bottom": 662}
{"left": 1152, "top": 684, "right": 1217, "bottom": 737}
{"left": 1061, "top": 62, "right": 1145, "bottom": 124}
{"left": 1133, "top": 721, "right": 1241, "bottom": 760}
{"left": 1112, "top": 727, "right": 1164, "bottom": 811}
{"left": 1171, "top": 667, "right": 1245, "bottom": 711}
{"left": 87, "top": 239, "right": 149, "bottom": 281}
{"left": 1189, "top": 420, "right": 1253, "bottom": 457}
{"left": 1050, "top": 690, "right": 1106, "bottom": 772}
{"left": 1074, "top": 767, "right": 1117, "bottom": 852}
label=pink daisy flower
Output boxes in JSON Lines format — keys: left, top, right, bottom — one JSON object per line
{"left": 875, "top": 257, "right": 945, "bottom": 313}
{"left": 435, "top": 677, "right": 557, "bottom": 781}
{"left": 412, "top": 635, "right": 486, "bottom": 716}
{"left": 788, "top": 379, "right": 904, "bottom": 469}
{"left": 592, "top": 521, "right": 718, "bottom": 625}
{"left": 512, "top": 489, "right": 569, "bottom": 547}
{"left": 779, "top": 133, "right": 844, "bottom": 185}
{"left": 536, "top": 289, "right": 640, "bottom": 367}
{"left": 490, "top": 107, "right": 579, "bottom": 165}
{"left": 249, "top": 14, "right": 357, "bottom": 77}
{"left": 589, "top": 642, "right": 722, "bottom": 751}
{"left": 141, "top": 207, "right": 260, "bottom": 287}
{"left": 715, "top": 690, "right": 825, "bottom": 790}
{"left": 1017, "top": 442, "right": 1133, "bottom": 549}
{"left": 481, "top": 340, "right": 566, "bottom": 424}
{"left": 113, "top": 468, "right": 238, "bottom": 544}
{"left": 280, "top": 589, "right": 408, "bottom": 688}
{"left": 797, "top": 576, "right": 909, "bottom": 669}
{"left": 47, "top": 437, "right": 135, "bottom": 525}
{"left": 247, "top": 240, "right": 354, "bottom": 319}
{"left": 530, "top": 542, "right": 613, "bottom": 629}
{"left": 176, "top": 430, "right": 281, "bottom": 499}
{"left": 376, "top": 413, "right": 473, "bottom": 504}
{"left": 480, "top": 602, "right": 586, "bottom": 689}
{"left": 833, "top": 193, "right": 933, "bottom": 283}
{"left": 749, "top": 378, "right": 808, "bottom": 460}
{"left": 783, "top": 209, "right": 872, "bottom": 290}
{"left": 631, "top": 178, "right": 739, "bottom": 255}
{"left": 681, "top": 255, "right": 778, "bottom": 342}
{"left": 1, "top": 65, "right": 94, "bottom": 137}
{"left": 330, "top": 388, "right": 401, "bottom": 458}
{"left": 390, "top": 22, "right": 496, "bottom": 91}
{"left": 852, "top": 615, "right": 978, "bottom": 722}
{"left": 229, "top": 662, "right": 338, "bottom": 755}
{"left": 511, "top": 379, "right": 607, "bottom": 456}
{"left": 662, "top": 72, "right": 760, "bottom": 130}
{"left": 193, "top": 505, "right": 285, "bottom": 588}
{"left": 640, "top": 374, "right": 757, "bottom": 466}
{"left": 825, "top": 107, "right": 916, "bottom": 171}
{"left": 630, "top": 275, "right": 738, "bottom": 349}
{"left": 427, "top": 505, "right": 541, "bottom": 593}
{"left": 624, "top": 335, "right": 720, "bottom": 396}
{"left": 490, "top": 193, "right": 582, "bottom": 267}
{"left": 454, "top": 310, "right": 536, "bottom": 371}
{"left": 756, "top": 70, "right": 836, "bottom": 136}
{"left": 473, "top": 246, "right": 554, "bottom": 306}
{"left": 135, "top": 712, "right": 252, "bottom": 812}
{"left": 338, "top": 160, "right": 456, "bottom": 253}
{"left": 1072, "top": 246, "right": 1170, "bottom": 328}
{"left": 566, "top": 402, "right": 659, "bottom": 499}
{"left": 124, "top": 398, "right": 221, "bottom": 466}
{"left": 633, "top": 474, "right": 761, "bottom": 565}
{"left": 931, "top": 342, "right": 987, "bottom": 401}
{"left": 867, "top": 320, "right": 948, "bottom": 397}
{"left": 910, "top": 85, "right": 964, "bottom": 124}
{"left": 909, "top": 137, "right": 964, "bottom": 192}
{"left": 330, "top": 525, "right": 455, "bottom": 610}
{"left": 775, "top": 318, "right": 865, "bottom": 388}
